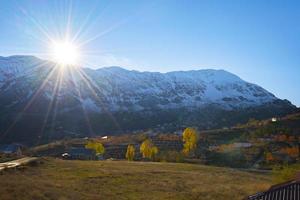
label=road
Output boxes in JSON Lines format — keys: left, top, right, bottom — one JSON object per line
{"left": 0, "top": 157, "right": 39, "bottom": 171}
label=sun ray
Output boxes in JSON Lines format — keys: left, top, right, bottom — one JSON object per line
{"left": 1, "top": 62, "right": 59, "bottom": 139}
{"left": 0, "top": 0, "right": 156, "bottom": 141}
{"left": 69, "top": 68, "right": 95, "bottom": 136}
{"left": 76, "top": 3, "right": 150, "bottom": 48}
{"left": 18, "top": 6, "right": 54, "bottom": 42}
{"left": 78, "top": 21, "right": 125, "bottom": 47}
{"left": 74, "top": 66, "right": 122, "bottom": 131}
{"left": 71, "top": 2, "right": 113, "bottom": 45}
{"left": 49, "top": 64, "right": 65, "bottom": 132}
{"left": 50, "top": 40, "right": 80, "bottom": 65}
{"left": 65, "top": 0, "right": 73, "bottom": 41}
{"left": 36, "top": 66, "right": 62, "bottom": 144}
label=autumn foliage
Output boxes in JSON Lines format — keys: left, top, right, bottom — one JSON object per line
{"left": 126, "top": 144, "right": 135, "bottom": 161}
{"left": 182, "top": 127, "right": 198, "bottom": 156}
{"left": 265, "top": 152, "right": 276, "bottom": 163}
{"left": 280, "top": 147, "right": 299, "bottom": 159}
{"left": 274, "top": 134, "right": 296, "bottom": 142}
{"left": 140, "top": 139, "right": 159, "bottom": 160}
{"left": 85, "top": 141, "right": 105, "bottom": 155}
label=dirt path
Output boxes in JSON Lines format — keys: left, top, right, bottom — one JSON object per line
{"left": 0, "top": 157, "right": 39, "bottom": 171}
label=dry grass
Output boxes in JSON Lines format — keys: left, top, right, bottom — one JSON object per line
{"left": 0, "top": 158, "right": 271, "bottom": 200}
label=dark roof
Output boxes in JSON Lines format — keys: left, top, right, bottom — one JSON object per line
{"left": 246, "top": 180, "right": 300, "bottom": 200}
{"left": 0, "top": 144, "right": 22, "bottom": 153}
{"left": 68, "top": 147, "right": 95, "bottom": 156}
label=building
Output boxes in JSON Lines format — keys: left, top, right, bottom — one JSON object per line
{"left": 245, "top": 179, "right": 300, "bottom": 200}
{"left": 233, "top": 142, "right": 252, "bottom": 148}
{"left": 271, "top": 117, "right": 278, "bottom": 122}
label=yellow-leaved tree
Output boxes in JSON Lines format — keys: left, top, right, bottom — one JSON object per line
{"left": 150, "top": 146, "right": 158, "bottom": 161}
{"left": 140, "top": 139, "right": 158, "bottom": 161}
{"left": 126, "top": 144, "right": 135, "bottom": 161}
{"left": 182, "top": 127, "right": 198, "bottom": 156}
{"left": 85, "top": 140, "right": 105, "bottom": 155}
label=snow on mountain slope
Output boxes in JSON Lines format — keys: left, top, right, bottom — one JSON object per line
{"left": 0, "top": 56, "right": 296, "bottom": 143}
{"left": 0, "top": 56, "right": 282, "bottom": 112}
{"left": 81, "top": 66, "right": 277, "bottom": 111}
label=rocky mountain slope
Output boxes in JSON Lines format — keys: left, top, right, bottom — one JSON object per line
{"left": 0, "top": 56, "right": 297, "bottom": 144}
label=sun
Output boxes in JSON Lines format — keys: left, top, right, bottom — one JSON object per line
{"left": 51, "top": 40, "right": 80, "bottom": 65}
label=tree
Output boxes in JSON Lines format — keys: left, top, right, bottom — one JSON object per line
{"left": 275, "top": 134, "right": 288, "bottom": 142}
{"left": 280, "top": 147, "right": 299, "bottom": 159}
{"left": 126, "top": 144, "right": 135, "bottom": 161}
{"left": 265, "top": 152, "right": 276, "bottom": 163}
{"left": 85, "top": 140, "right": 105, "bottom": 155}
{"left": 182, "top": 127, "right": 198, "bottom": 156}
{"left": 140, "top": 139, "right": 158, "bottom": 161}
{"left": 150, "top": 146, "right": 158, "bottom": 161}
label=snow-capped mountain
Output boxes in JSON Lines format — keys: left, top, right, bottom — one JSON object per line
{"left": 85, "top": 66, "right": 277, "bottom": 110}
{"left": 0, "top": 56, "right": 296, "bottom": 144}
{"left": 0, "top": 55, "right": 283, "bottom": 111}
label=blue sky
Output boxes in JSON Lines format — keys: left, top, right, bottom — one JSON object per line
{"left": 0, "top": 0, "right": 299, "bottom": 106}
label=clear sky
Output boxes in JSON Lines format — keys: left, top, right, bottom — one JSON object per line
{"left": 0, "top": 0, "right": 299, "bottom": 106}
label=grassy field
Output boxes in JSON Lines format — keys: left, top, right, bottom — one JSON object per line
{"left": 0, "top": 158, "right": 271, "bottom": 200}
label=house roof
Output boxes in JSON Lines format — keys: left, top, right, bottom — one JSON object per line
{"left": 246, "top": 179, "right": 300, "bottom": 200}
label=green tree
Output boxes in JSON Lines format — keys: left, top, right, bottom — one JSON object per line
{"left": 85, "top": 141, "right": 105, "bottom": 155}
{"left": 126, "top": 144, "right": 135, "bottom": 161}
{"left": 182, "top": 127, "right": 198, "bottom": 156}
{"left": 140, "top": 139, "right": 159, "bottom": 161}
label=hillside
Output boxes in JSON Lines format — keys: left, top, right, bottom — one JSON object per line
{"left": 0, "top": 56, "right": 297, "bottom": 144}
{"left": 201, "top": 112, "right": 300, "bottom": 168}
{"left": 0, "top": 158, "right": 271, "bottom": 200}
{"left": 26, "top": 112, "right": 300, "bottom": 169}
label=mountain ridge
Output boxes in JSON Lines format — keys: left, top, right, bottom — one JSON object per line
{"left": 0, "top": 55, "right": 297, "bottom": 144}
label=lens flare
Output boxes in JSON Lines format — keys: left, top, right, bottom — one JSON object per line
{"left": 51, "top": 40, "right": 79, "bottom": 65}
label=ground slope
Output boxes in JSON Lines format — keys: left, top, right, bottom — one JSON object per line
{"left": 0, "top": 158, "right": 271, "bottom": 200}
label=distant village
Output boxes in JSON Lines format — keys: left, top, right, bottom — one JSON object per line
{"left": 1, "top": 115, "right": 299, "bottom": 169}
